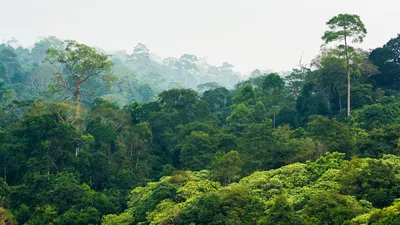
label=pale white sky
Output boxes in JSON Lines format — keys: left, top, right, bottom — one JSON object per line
{"left": 1, "top": 0, "right": 399, "bottom": 73}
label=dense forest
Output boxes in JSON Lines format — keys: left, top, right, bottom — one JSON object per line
{"left": 1, "top": 13, "right": 400, "bottom": 224}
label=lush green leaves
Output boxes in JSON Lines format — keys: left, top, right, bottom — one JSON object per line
{"left": 322, "top": 14, "right": 367, "bottom": 44}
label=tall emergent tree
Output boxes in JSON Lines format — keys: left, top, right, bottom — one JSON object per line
{"left": 322, "top": 14, "right": 367, "bottom": 116}
{"left": 46, "top": 40, "right": 114, "bottom": 120}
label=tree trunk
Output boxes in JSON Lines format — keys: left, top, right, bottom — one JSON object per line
{"left": 344, "top": 36, "right": 351, "bottom": 116}
{"left": 347, "top": 65, "right": 350, "bottom": 116}
{"left": 75, "top": 83, "right": 81, "bottom": 120}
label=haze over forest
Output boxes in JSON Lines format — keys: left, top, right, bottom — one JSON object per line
{"left": 2, "top": 0, "right": 400, "bottom": 73}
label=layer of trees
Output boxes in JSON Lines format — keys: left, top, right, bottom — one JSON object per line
{"left": 1, "top": 14, "right": 400, "bottom": 224}
{"left": 104, "top": 153, "right": 400, "bottom": 225}
{"left": 0, "top": 37, "right": 242, "bottom": 109}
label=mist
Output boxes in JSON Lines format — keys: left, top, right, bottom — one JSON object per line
{"left": 2, "top": 0, "right": 400, "bottom": 73}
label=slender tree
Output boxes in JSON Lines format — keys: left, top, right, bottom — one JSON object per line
{"left": 322, "top": 14, "right": 367, "bottom": 116}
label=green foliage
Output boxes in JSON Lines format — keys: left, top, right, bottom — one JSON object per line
{"left": 226, "top": 103, "right": 251, "bottom": 134}
{"left": 45, "top": 40, "right": 114, "bottom": 120}
{"left": 103, "top": 153, "right": 400, "bottom": 225}
{"left": 210, "top": 150, "right": 243, "bottom": 185}
{"left": 56, "top": 206, "right": 100, "bottom": 225}
{"left": 274, "top": 125, "right": 317, "bottom": 164}
{"left": 233, "top": 84, "right": 256, "bottom": 105}
{"left": 296, "top": 82, "right": 329, "bottom": 125}
{"left": 305, "top": 152, "right": 346, "bottom": 181}
{"left": 302, "top": 192, "right": 367, "bottom": 225}
{"left": 238, "top": 120, "right": 276, "bottom": 172}
{"left": 158, "top": 88, "right": 210, "bottom": 124}
{"left": 351, "top": 102, "right": 399, "bottom": 131}
{"left": 307, "top": 116, "right": 355, "bottom": 156}
{"left": 202, "top": 87, "right": 232, "bottom": 113}
{"left": 322, "top": 14, "right": 367, "bottom": 45}
{"left": 322, "top": 13, "right": 367, "bottom": 116}
{"left": 357, "top": 123, "right": 400, "bottom": 157}
{"left": 179, "top": 130, "right": 221, "bottom": 171}
{"left": 349, "top": 199, "right": 400, "bottom": 225}
{"left": 339, "top": 156, "right": 400, "bottom": 207}
{"left": 2, "top": 18, "right": 400, "bottom": 225}
{"left": 124, "top": 101, "right": 142, "bottom": 124}
{"left": 257, "top": 195, "right": 302, "bottom": 225}
{"left": 45, "top": 40, "right": 114, "bottom": 79}
{"left": 370, "top": 34, "right": 400, "bottom": 89}
{"left": 102, "top": 212, "right": 134, "bottom": 225}
{"left": 285, "top": 68, "right": 308, "bottom": 97}
{"left": 25, "top": 205, "right": 57, "bottom": 225}
{"left": 127, "top": 181, "right": 179, "bottom": 223}
{"left": 252, "top": 101, "right": 268, "bottom": 123}
{"left": 0, "top": 178, "right": 9, "bottom": 203}
{"left": 177, "top": 183, "right": 261, "bottom": 225}
{"left": 351, "top": 84, "right": 374, "bottom": 109}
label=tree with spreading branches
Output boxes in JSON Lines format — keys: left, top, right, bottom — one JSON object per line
{"left": 46, "top": 40, "right": 114, "bottom": 121}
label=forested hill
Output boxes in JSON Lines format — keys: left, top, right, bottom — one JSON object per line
{"left": 103, "top": 153, "right": 400, "bottom": 224}
{"left": 1, "top": 14, "right": 400, "bottom": 225}
{"left": 0, "top": 37, "right": 244, "bottom": 106}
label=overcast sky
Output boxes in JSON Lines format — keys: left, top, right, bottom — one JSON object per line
{"left": 1, "top": 0, "right": 399, "bottom": 73}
